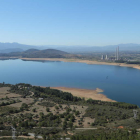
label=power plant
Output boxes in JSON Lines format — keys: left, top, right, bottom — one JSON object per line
{"left": 101, "top": 46, "right": 119, "bottom": 61}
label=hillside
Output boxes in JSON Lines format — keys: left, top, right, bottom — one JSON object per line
{"left": 0, "top": 83, "right": 140, "bottom": 139}
{"left": 21, "top": 49, "right": 70, "bottom": 58}
{"left": 22, "top": 49, "right": 69, "bottom": 58}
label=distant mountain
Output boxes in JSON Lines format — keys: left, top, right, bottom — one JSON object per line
{"left": 0, "top": 48, "right": 23, "bottom": 53}
{"left": 0, "top": 42, "right": 140, "bottom": 54}
{"left": 40, "top": 43, "right": 140, "bottom": 53}
{"left": 0, "top": 42, "right": 37, "bottom": 51}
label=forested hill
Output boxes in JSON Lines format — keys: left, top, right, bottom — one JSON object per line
{"left": 21, "top": 49, "right": 69, "bottom": 58}
{"left": 0, "top": 48, "right": 79, "bottom": 58}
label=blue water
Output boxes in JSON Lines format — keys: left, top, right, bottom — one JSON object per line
{"left": 0, "top": 59, "right": 140, "bottom": 106}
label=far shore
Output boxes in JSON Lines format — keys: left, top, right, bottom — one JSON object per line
{"left": 51, "top": 87, "right": 116, "bottom": 102}
{"left": 20, "top": 58, "right": 140, "bottom": 70}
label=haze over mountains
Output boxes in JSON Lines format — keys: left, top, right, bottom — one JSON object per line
{"left": 0, "top": 42, "right": 33, "bottom": 52}
{"left": 0, "top": 42, "right": 140, "bottom": 54}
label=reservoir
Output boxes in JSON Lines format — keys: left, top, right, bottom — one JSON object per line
{"left": 0, "top": 59, "right": 140, "bottom": 106}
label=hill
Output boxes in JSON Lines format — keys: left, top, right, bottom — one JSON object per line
{"left": 0, "top": 48, "right": 73, "bottom": 58}
{"left": 24, "top": 49, "right": 39, "bottom": 53}
{"left": 22, "top": 49, "right": 69, "bottom": 58}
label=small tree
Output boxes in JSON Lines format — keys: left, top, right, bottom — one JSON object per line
{"left": 55, "top": 106, "right": 59, "bottom": 110}
{"left": 34, "top": 132, "right": 38, "bottom": 140}
{"left": 42, "top": 134, "right": 46, "bottom": 140}
{"left": 68, "top": 121, "right": 73, "bottom": 131}
{"left": 46, "top": 108, "right": 50, "bottom": 112}
{"left": 32, "top": 108, "right": 36, "bottom": 112}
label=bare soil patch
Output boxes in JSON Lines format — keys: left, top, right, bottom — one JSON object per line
{"left": 51, "top": 87, "right": 115, "bottom": 102}
{"left": 0, "top": 87, "right": 21, "bottom": 99}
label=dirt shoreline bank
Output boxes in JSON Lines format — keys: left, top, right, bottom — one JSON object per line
{"left": 51, "top": 87, "right": 116, "bottom": 102}
{"left": 21, "top": 58, "right": 140, "bottom": 70}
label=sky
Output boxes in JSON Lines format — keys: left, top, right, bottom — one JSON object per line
{"left": 0, "top": 0, "right": 140, "bottom": 46}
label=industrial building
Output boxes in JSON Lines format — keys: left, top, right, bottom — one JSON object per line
{"left": 101, "top": 54, "right": 108, "bottom": 60}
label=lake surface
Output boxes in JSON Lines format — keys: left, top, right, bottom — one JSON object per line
{"left": 0, "top": 59, "right": 140, "bottom": 106}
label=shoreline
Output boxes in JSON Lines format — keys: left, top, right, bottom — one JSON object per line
{"left": 20, "top": 57, "right": 140, "bottom": 103}
{"left": 20, "top": 58, "right": 140, "bottom": 70}
{"left": 5, "top": 57, "right": 139, "bottom": 102}
{"left": 51, "top": 87, "right": 116, "bottom": 102}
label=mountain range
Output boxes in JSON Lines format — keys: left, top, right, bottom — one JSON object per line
{"left": 0, "top": 42, "right": 140, "bottom": 53}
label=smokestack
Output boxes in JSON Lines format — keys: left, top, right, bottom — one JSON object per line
{"left": 116, "top": 46, "right": 119, "bottom": 60}
{"left": 116, "top": 48, "right": 117, "bottom": 60}
{"left": 118, "top": 46, "right": 119, "bottom": 60}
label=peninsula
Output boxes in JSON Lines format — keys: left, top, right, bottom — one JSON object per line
{"left": 51, "top": 87, "right": 116, "bottom": 102}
